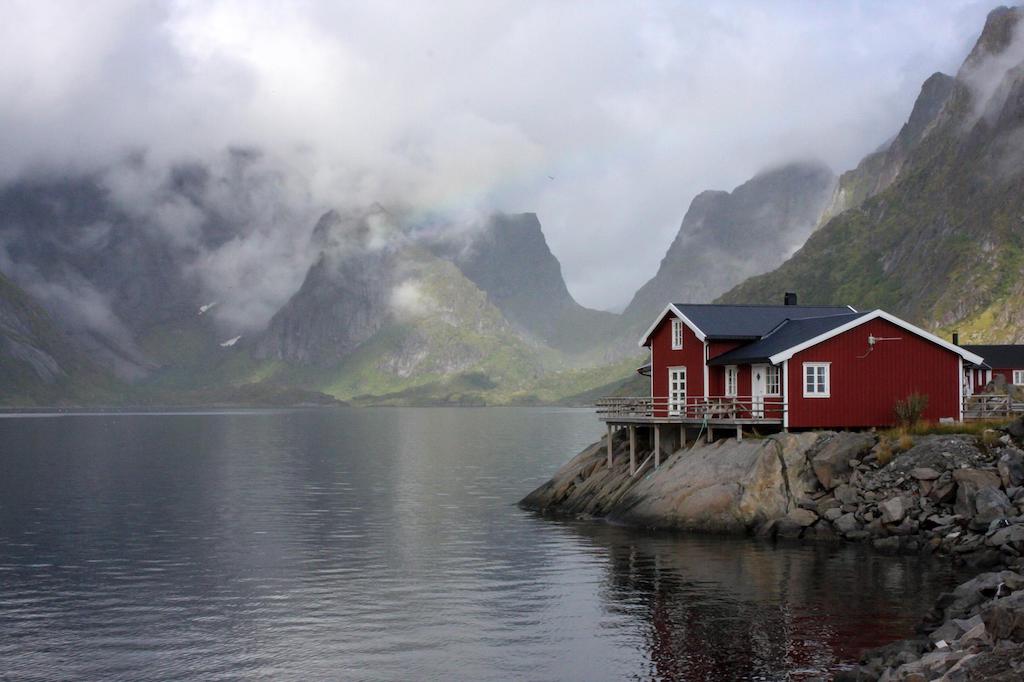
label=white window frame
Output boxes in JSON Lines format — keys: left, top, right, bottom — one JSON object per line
{"left": 724, "top": 366, "right": 738, "bottom": 397}
{"left": 1014, "top": 370, "right": 1024, "bottom": 385}
{"left": 803, "top": 362, "right": 830, "bottom": 398}
{"left": 765, "top": 365, "right": 781, "bottom": 396}
{"left": 671, "top": 319, "right": 684, "bottom": 350}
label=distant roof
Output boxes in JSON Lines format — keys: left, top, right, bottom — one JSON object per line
{"left": 708, "top": 313, "right": 868, "bottom": 365}
{"left": 963, "top": 345, "right": 1024, "bottom": 369}
{"left": 673, "top": 303, "right": 855, "bottom": 340}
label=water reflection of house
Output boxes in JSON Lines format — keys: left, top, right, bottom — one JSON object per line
{"left": 582, "top": 526, "right": 960, "bottom": 680}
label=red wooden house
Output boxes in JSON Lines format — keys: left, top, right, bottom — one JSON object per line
{"left": 601, "top": 296, "right": 984, "bottom": 433}
{"left": 961, "top": 344, "right": 1024, "bottom": 393}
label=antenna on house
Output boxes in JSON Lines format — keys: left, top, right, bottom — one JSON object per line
{"left": 858, "top": 334, "right": 902, "bottom": 358}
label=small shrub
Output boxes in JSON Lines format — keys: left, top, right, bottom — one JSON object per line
{"left": 894, "top": 393, "right": 929, "bottom": 428}
{"left": 875, "top": 440, "right": 894, "bottom": 466}
{"left": 981, "top": 429, "right": 1002, "bottom": 447}
{"left": 897, "top": 433, "right": 913, "bottom": 452}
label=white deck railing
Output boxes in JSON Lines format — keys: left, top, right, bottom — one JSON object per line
{"left": 963, "top": 394, "right": 1024, "bottom": 420}
{"left": 595, "top": 396, "right": 786, "bottom": 423}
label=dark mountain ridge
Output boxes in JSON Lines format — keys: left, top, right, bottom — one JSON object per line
{"left": 619, "top": 160, "right": 836, "bottom": 334}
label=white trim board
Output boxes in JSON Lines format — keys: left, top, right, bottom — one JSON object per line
{"left": 766, "top": 309, "right": 985, "bottom": 366}
{"left": 638, "top": 303, "right": 707, "bottom": 347}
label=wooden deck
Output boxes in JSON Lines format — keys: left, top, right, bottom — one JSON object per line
{"left": 595, "top": 396, "right": 785, "bottom": 426}
{"left": 594, "top": 396, "right": 785, "bottom": 476}
{"left": 963, "top": 394, "right": 1024, "bottom": 420}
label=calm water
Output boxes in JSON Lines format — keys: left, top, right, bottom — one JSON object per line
{"left": 0, "top": 408, "right": 964, "bottom": 680}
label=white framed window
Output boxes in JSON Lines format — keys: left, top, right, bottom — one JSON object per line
{"left": 1014, "top": 370, "right": 1024, "bottom": 385}
{"left": 671, "top": 319, "right": 684, "bottom": 350}
{"left": 765, "top": 365, "right": 781, "bottom": 396}
{"left": 725, "top": 366, "right": 738, "bottom": 397}
{"left": 803, "top": 362, "right": 830, "bottom": 398}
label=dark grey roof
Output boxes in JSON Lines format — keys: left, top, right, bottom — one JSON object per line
{"left": 708, "top": 312, "right": 868, "bottom": 365}
{"left": 962, "top": 345, "right": 1024, "bottom": 369}
{"left": 675, "top": 303, "right": 855, "bottom": 339}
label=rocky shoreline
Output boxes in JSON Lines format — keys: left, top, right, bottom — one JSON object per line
{"left": 520, "top": 422, "right": 1024, "bottom": 680}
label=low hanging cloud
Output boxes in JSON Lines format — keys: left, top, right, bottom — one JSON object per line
{"left": 0, "top": 0, "right": 1007, "bottom": 312}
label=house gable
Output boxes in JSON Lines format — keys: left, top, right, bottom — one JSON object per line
{"left": 640, "top": 304, "right": 707, "bottom": 347}
{"left": 649, "top": 311, "right": 705, "bottom": 402}
{"left": 786, "top": 316, "right": 962, "bottom": 428}
{"left": 768, "top": 310, "right": 983, "bottom": 366}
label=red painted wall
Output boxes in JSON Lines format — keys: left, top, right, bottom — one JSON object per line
{"left": 787, "top": 318, "right": 961, "bottom": 428}
{"left": 992, "top": 369, "right": 1017, "bottom": 384}
{"left": 650, "top": 314, "right": 705, "bottom": 413}
{"left": 707, "top": 340, "right": 743, "bottom": 360}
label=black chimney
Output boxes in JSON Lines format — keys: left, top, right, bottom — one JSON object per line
{"left": 953, "top": 331, "right": 960, "bottom": 345}
{"left": 784, "top": 292, "right": 798, "bottom": 306}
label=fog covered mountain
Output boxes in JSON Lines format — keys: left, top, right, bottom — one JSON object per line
{"left": 4, "top": 6, "right": 1019, "bottom": 405}
{"left": 619, "top": 161, "right": 836, "bottom": 331}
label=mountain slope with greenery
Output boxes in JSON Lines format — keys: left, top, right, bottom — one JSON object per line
{"left": 720, "top": 6, "right": 1024, "bottom": 343}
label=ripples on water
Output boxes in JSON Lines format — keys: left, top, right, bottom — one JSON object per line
{"left": 0, "top": 408, "right": 965, "bottom": 680}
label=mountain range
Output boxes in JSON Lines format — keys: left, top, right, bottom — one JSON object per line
{"left": 3, "top": 6, "right": 1024, "bottom": 406}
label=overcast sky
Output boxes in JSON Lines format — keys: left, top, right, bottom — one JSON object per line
{"left": 0, "top": 0, "right": 1005, "bottom": 311}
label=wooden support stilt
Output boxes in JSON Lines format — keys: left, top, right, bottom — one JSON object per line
{"left": 654, "top": 424, "right": 661, "bottom": 469}
{"left": 707, "top": 425, "right": 713, "bottom": 444}
{"left": 629, "top": 425, "right": 637, "bottom": 475}
{"left": 607, "top": 424, "right": 614, "bottom": 467}
{"left": 680, "top": 424, "right": 686, "bottom": 448}
{"left": 736, "top": 425, "right": 743, "bottom": 441}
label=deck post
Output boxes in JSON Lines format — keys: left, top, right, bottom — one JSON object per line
{"left": 736, "top": 425, "right": 742, "bottom": 441}
{"left": 607, "top": 424, "right": 614, "bottom": 467}
{"left": 628, "top": 425, "right": 637, "bottom": 474}
{"left": 653, "top": 425, "right": 661, "bottom": 469}
{"left": 707, "top": 425, "right": 713, "bottom": 444}
{"left": 680, "top": 424, "right": 686, "bottom": 448}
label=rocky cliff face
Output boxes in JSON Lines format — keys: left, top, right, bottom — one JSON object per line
{"left": 440, "top": 213, "right": 617, "bottom": 354}
{"left": 254, "top": 209, "right": 399, "bottom": 365}
{"left": 817, "top": 72, "right": 956, "bottom": 224}
{"left": 720, "top": 7, "right": 1024, "bottom": 342}
{"left": 620, "top": 161, "right": 835, "bottom": 334}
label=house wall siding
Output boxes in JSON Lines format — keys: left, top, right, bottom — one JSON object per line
{"left": 787, "top": 318, "right": 960, "bottom": 428}
{"left": 992, "top": 368, "right": 1019, "bottom": 384}
{"left": 651, "top": 314, "right": 705, "bottom": 412}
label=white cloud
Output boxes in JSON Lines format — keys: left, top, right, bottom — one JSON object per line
{"left": 0, "top": 0, "right": 1006, "bottom": 311}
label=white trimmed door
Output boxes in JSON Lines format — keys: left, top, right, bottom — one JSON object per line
{"left": 668, "top": 367, "right": 686, "bottom": 416}
{"left": 751, "top": 364, "right": 767, "bottom": 418}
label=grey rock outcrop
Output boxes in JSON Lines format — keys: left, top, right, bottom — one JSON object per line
{"left": 520, "top": 431, "right": 838, "bottom": 533}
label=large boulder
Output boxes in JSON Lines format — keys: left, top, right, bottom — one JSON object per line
{"left": 1006, "top": 416, "right": 1024, "bottom": 441}
{"left": 954, "top": 469, "right": 1006, "bottom": 519}
{"left": 981, "top": 591, "right": 1024, "bottom": 642}
{"left": 529, "top": 431, "right": 827, "bottom": 533}
{"left": 929, "top": 571, "right": 1024, "bottom": 624}
{"left": 835, "top": 512, "right": 860, "bottom": 535}
{"left": 987, "top": 524, "right": 1024, "bottom": 550}
{"left": 999, "top": 448, "right": 1024, "bottom": 489}
{"left": 974, "top": 487, "right": 1015, "bottom": 526}
{"left": 810, "top": 432, "right": 875, "bottom": 490}
{"left": 880, "top": 496, "right": 909, "bottom": 524}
